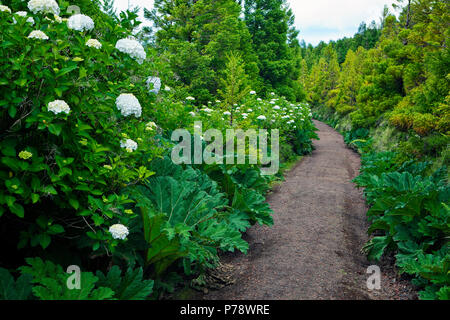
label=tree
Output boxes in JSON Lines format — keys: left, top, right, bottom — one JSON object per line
{"left": 218, "top": 52, "right": 251, "bottom": 125}
{"left": 147, "top": 0, "right": 259, "bottom": 103}
{"left": 244, "top": 0, "right": 301, "bottom": 100}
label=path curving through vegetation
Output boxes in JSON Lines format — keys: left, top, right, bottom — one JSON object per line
{"left": 201, "top": 120, "right": 412, "bottom": 300}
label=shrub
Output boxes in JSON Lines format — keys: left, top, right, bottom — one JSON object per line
{"left": 0, "top": 1, "right": 161, "bottom": 260}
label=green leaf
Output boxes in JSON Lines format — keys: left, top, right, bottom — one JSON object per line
{"left": 48, "top": 123, "right": 63, "bottom": 136}
{"left": 31, "top": 193, "right": 40, "bottom": 204}
{"left": 69, "top": 198, "right": 79, "bottom": 210}
{"left": 56, "top": 65, "right": 78, "bottom": 78}
{"left": 0, "top": 268, "right": 33, "bottom": 300}
{"left": 362, "top": 236, "right": 390, "bottom": 261}
{"left": 39, "top": 234, "right": 51, "bottom": 249}
{"left": 10, "top": 203, "right": 24, "bottom": 218}
{"left": 96, "top": 266, "right": 154, "bottom": 300}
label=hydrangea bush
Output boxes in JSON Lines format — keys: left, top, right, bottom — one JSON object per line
{"left": 0, "top": 0, "right": 319, "bottom": 300}
{"left": 0, "top": 0, "right": 161, "bottom": 255}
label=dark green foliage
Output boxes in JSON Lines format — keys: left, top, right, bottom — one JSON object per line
{"left": 148, "top": 0, "right": 259, "bottom": 102}
{"left": 126, "top": 157, "right": 249, "bottom": 277}
{"left": 244, "top": 0, "right": 302, "bottom": 100}
{"left": 355, "top": 152, "right": 449, "bottom": 300}
{"left": 19, "top": 258, "right": 115, "bottom": 300}
{"left": 202, "top": 161, "right": 274, "bottom": 226}
{"left": 0, "top": 268, "right": 33, "bottom": 300}
{"left": 96, "top": 266, "right": 154, "bottom": 300}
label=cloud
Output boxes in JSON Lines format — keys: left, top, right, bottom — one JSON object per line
{"left": 113, "top": 0, "right": 154, "bottom": 12}
{"left": 287, "top": 0, "right": 394, "bottom": 45}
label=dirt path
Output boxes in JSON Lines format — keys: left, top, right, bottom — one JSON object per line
{"left": 200, "top": 120, "right": 414, "bottom": 300}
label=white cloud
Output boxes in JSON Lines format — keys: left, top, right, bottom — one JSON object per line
{"left": 113, "top": 0, "right": 153, "bottom": 12}
{"left": 288, "top": 0, "right": 395, "bottom": 45}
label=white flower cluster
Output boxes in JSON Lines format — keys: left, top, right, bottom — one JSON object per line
{"left": 185, "top": 96, "right": 195, "bottom": 101}
{"left": 48, "top": 100, "right": 70, "bottom": 114}
{"left": 145, "top": 122, "right": 157, "bottom": 132}
{"left": 120, "top": 139, "right": 138, "bottom": 153}
{"left": 109, "top": 224, "right": 129, "bottom": 240}
{"left": 115, "top": 93, "right": 142, "bottom": 118}
{"left": 14, "top": 11, "right": 35, "bottom": 25}
{"left": 115, "top": 38, "right": 146, "bottom": 64}
{"left": 147, "top": 76, "right": 161, "bottom": 94}
{"left": 0, "top": 5, "right": 11, "bottom": 13}
{"left": 250, "top": 90, "right": 256, "bottom": 95}
{"left": 257, "top": 115, "right": 266, "bottom": 120}
{"left": 86, "top": 38, "right": 102, "bottom": 49}
{"left": 67, "top": 14, "right": 95, "bottom": 32}
{"left": 28, "top": 30, "right": 49, "bottom": 40}
{"left": 27, "top": 0, "right": 60, "bottom": 16}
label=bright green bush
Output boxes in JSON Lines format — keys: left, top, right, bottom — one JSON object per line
{"left": 354, "top": 152, "right": 449, "bottom": 300}
{"left": 0, "top": 0, "right": 319, "bottom": 300}
{"left": 0, "top": 2, "right": 162, "bottom": 257}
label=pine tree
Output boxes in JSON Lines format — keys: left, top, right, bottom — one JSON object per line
{"left": 147, "top": 0, "right": 259, "bottom": 103}
{"left": 218, "top": 52, "right": 251, "bottom": 125}
{"left": 244, "top": 0, "right": 301, "bottom": 100}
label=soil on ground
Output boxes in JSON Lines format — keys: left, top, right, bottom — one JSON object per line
{"left": 197, "top": 120, "right": 416, "bottom": 300}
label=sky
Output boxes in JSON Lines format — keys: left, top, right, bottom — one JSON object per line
{"left": 114, "top": 0, "right": 396, "bottom": 46}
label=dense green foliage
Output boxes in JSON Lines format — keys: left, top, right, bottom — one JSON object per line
{"left": 355, "top": 151, "right": 449, "bottom": 300}
{"left": 1, "top": 0, "right": 447, "bottom": 301}
{"left": 0, "top": 0, "right": 318, "bottom": 300}
{"left": 309, "top": 0, "right": 449, "bottom": 300}
{"left": 306, "top": 0, "right": 449, "bottom": 144}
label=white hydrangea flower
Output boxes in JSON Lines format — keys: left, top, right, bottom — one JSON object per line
{"left": 257, "top": 98, "right": 262, "bottom": 102}
{"left": 185, "top": 96, "right": 195, "bottom": 101}
{"left": 202, "top": 108, "right": 213, "bottom": 113}
{"left": 27, "top": 0, "right": 60, "bottom": 15}
{"left": 109, "top": 224, "right": 129, "bottom": 240}
{"left": 86, "top": 38, "right": 102, "bottom": 49}
{"left": 120, "top": 139, "right": 138, "bottom": 153}
{"left": 27, "top": 30, "right": 49, "bottom": 40}
{"left": 0, "top": 5, "right": 11, "bottom": 13}
{"left": 257, "top": 115, "right": 266, "bottom": 120}
{"left": 145, "top": 121, "right": 157, "bottom": 131}
{"left": 67, "top": 14, "right": 94, "bottom": 32}
{"left": 250, "top": 90, "right": 256, "bottom": 95}
{"left": 223, "top": 111, "right": 231, "bottom": 116}
{"left": 247, "top": 108, "right": 253, "bottom": 112}
{"left": 115, "top": 38, "right": 146, "bottom": 64}
{"left": 48, "top": 100, "right": 70, "bottom": 114}
{"left": 115, "top": 93, "right": 142, "bottom": 118}
{"left": 273, "top": 105, "right": 281, "bottom": 110}
{"left": 13, "top": 11, "right": 35, "bottom": 25}
{"left": 146, "top": 76, "right": 161, "bottom": 94}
